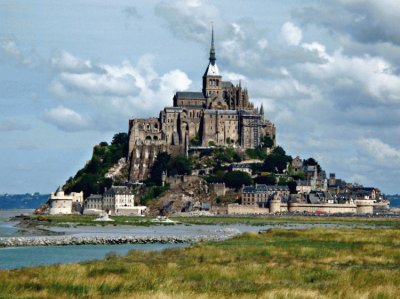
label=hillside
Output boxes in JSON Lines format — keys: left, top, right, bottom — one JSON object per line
{"left": 0, "top": 193, "right": 48, "bottom": 209}
{"left": 63, "top": 133, "right": 129, "bottom": 198}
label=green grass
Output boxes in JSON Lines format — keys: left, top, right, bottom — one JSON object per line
{"left": 172, "top": 215, "right": 400, "bottom": 228}
{"left": 19, "top": 214, "right": 400, "bottom": 229}
{"left": 0, "top": 227, "right": 399, "bottom": 298}
{"left": 19, "top": 214, "right": 178, "bottom": 228}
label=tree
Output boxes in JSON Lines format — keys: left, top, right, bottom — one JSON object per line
{"left": 262, "top": 146, "right": 292, "bottom": 174}
{"left": 223, "top": 171, "right": 253, "bottom": 189}
{"left": 304, "top": 157, "right": 322, "bottom": 172}
{"left": 169, "top": 155, "right": 192, "bottom": 176}
{"left": 254, "top": 174, "right": 276, "bottom": 185}
{"left": 150, "top": 152, "right": 171, "bottom": 185}
{"left": 287, "top": 181, "right": 297, "bottom": 194}
{"left": 260, "top": 136, "right": 273, "bottom": 148}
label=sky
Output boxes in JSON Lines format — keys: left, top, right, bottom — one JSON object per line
{"left": 0, "top": 0, "right": 399, "bottom": 194}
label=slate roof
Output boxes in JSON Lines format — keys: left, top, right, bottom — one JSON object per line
{"left": 104, "top": 186, "right": 132, "bottom": 196}
{"left": 175, "top": 92, "right": 206, "bottom": 100}
{"left": 222, "top": 81, "right": 234, "bottom": 88}
{"left": 243, "top": 184, "right": 289, "bottom": 194}
{"left": 86, "top": 194, "right": 102, "bottom": 200}
{"left": 205, "top": 109, "right": 238, "bottom": 115}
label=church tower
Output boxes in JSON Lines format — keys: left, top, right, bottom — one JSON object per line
{"left": 202, "top": 27, "right": 222, "bottom": 98}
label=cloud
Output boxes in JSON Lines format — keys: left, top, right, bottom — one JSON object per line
{"left": 293, "top": 0, "right": 400, "bottom": 46}
{"left": 358, "top": 137, "right": 400, "bottom": 165}
{"left": 0, "top": 39, "right": 33, "bottom": 65}
{"left": 43, "top": 106, "right": 92, "bottom": 132}
{"left": 51, "top": 51, "right": 92, "bottom": 71}
{"left": 48, "top": 53, "right": 192, "bottom": 129}
{"left": 281, "top": 22, "right": 303, "bottom": 46}
{"left": 0, "top": 118, "right": 31, "bottom": 131}
{"left": 156, "top": 0, "right": 323, "bottom": 77}
{"left": 123, "top": 6, "right": 142, "bottom": 19}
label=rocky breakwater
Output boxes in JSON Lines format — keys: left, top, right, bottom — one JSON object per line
{"left": 0, "top": 228, "right": 241, "bottom": 248}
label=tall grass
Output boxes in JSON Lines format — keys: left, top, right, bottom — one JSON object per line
{"left": 0, "top": 228, "right": 399, "bottom": 298}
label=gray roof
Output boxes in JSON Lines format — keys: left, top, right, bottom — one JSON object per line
{"left": 243, "top": 184, "right": 289, "bottom": 194}
{"left": 86, "top": 194, "right": 102, "bottom": 200}
{"left": 232, "top": 164, "right": 251, "bottom": 169}
{"left": 104, "top": 186, "right": 132, "bottom": 196}
{"left": 222, "top": 81, "right": 234, "bottom": 88}
{"left": 175, "top": 92, "right": 206, "bottom": 100}
{"left": 308, "top": 194, "right": 320, "bottom": 204}
{"left": 205, "top": 109, "right": 238, "bottom": 115}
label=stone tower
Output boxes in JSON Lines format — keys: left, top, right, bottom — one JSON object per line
{"left": 202, "top": 27, "right": 222, "bottom": 98}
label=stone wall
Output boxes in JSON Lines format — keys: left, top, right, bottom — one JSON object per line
{"left": 227, "top": 204, "right": 269, "bottom": 215}
{"left": 288, "top": 203, "right": 357, "bottom": 214}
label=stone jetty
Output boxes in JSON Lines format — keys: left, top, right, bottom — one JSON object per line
{"left": 0, "top": 228, "right": 241, "bottom": 248}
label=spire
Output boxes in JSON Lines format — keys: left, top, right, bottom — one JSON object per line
{"left": 260, "top": 103, "right": 264, "bottom": 115}
{"left": 209, "top": 25, "right": 216, "bottom": 65}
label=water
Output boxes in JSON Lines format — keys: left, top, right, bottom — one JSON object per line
{"left": 0, "top": 243, "right": 186, "bottom": 270}
{"left": 0, "top": 209, "right": 33, "bottom": 237}
{"left": 0, "top": 209, "right": 382, "bottom": 270}
{"left": 0, "top": 209, "right": 188, "bottom": 269}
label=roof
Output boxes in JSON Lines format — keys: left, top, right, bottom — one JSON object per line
{"left": 231, "top": 164, "right": 251, "bottom": 169}
{"left": 204, "top": 109, "right": 238, "bottom": 115}
{"left": 175, "top": 92, "right": 206, "bottom": 100}
{"left": 104, "top": 186, "right": 132, "bottom": 196}
{"left": 222, "top": 81, "right": 234, "bottom": 88}
{"left": 204, "top": 62, "right": 220, "bottom": 76}
{"left": 243, "top": 184, "right": 289, "bottom": 194}
{"left": 87, "top": 194, "right": 102, "bottom": 199}
{"left": 308, "top": 194, "right": 320, "bottom": 204}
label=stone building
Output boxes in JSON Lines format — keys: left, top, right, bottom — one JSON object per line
{"left": 83, "top": 186, "right": 146, "bottom": 216}
{"left": 128, "top": 28, "right": 275, "bottom": 181}
{"left": 241, "top": 184, "right": 289, "bottom": 207}
{"left": 48, "top": 187, "right": 83, "bottom": 215}
{"left": 83, "top": 194, "right": 103, "bottom": 214}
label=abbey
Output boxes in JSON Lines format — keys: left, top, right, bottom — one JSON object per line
{"left": 128, "top": 29, "right": 275, "bottom": 181}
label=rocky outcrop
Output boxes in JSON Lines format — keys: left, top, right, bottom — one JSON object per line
{"left": 0, "top": 228, "right": 240, "bottom": 248}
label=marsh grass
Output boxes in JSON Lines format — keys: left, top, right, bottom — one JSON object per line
{"left": 21, "top": 214, "right": 400, "bottom": 231}
{"left": 0, "top": 228, "right": 399, "bottom": 298}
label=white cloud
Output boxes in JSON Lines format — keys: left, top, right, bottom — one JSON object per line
{"left": 43, "top": 106, "right": 91, "bottom": 132}
{"left": 281, "top": 22, "right": 303, "bottom": 46}
{"left": 0, "top": 39, "right": 32, "bottom": 65}
{"left": 358, "top": 138, "right": 400, "bottom": 164}
{"left": 51, "top": 51, "right": 92, "bottom": 71}
{"left": 0, "top": 118, "right": 31, "bottom": 131}
{"left": 48, "top": 54, "right": 192, "bottom": 128}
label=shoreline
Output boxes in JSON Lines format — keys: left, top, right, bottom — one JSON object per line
{"left": 0, "top": 228, "right": 241, "bottom": 248}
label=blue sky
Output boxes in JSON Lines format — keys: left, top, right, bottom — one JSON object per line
{"left": 1, "top": 0, "right": 400, "bottom": 194}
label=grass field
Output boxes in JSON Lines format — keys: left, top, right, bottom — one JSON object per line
{"left": 0, "top": 227, "right": 399, "bottom": 298}
{"left": 18, "top": 214, "right": 400, "bottom": 228}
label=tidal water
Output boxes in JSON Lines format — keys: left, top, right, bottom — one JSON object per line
{"left": 0, "top": 243, "right": 186, "bottom": 270}
{"left": 0, "top": 210, "right": 187, "bottom": 269}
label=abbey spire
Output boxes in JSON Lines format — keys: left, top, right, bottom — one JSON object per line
{"left": 209, "top": 25, "right": 216, "bottom": 65}
{"left": 203, "top": 26, "right": 222, "bottom": 97}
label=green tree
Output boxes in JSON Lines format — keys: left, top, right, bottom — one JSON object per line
{"left": 263, "top": 146, "right": 292, "bottom": 173}
{"left": 150, "top": 152, "right": 171, "bottom": 185}
{"left": 223, "top": 171, "right": 253, "bottom": 189}
{"left": 260, "top": 136, "right": 274, "bottom": 148}
{"left": 254, "top": 174, "right": 276, "bottom": 185}
{"left": 169, "top": 155, "right": 192, "bottom": 176}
